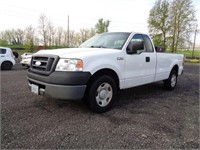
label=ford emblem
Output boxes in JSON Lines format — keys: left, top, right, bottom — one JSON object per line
{"left": 35, "top": 61, "right": 42, "bottom": 66}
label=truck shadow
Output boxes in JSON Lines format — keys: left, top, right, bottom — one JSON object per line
{"left": 114, "top": 82, "right": 166, "bottom": 108}
{"left": 39, "top": 81, "right": 170, "bottom": 114}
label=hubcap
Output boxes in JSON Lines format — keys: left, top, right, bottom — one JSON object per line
{"left": 171, "top": 74, "right": 177, "bottom": 87}
{"left": 96, "top": 83, "right": 113, "bottom": 107}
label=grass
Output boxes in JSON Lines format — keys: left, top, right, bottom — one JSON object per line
{"left": 176, "top": 50, "right": 200, "bottom": 58}
{"left": 0, "top": 44, "right": 68, "bottom": 56}
{"left": 16, "top": 50, "right": 34, "bottom": 56}
{"left": 16, "top": 48, "right": 200, "bottom": 62}
{"left": 184, "top": 59, "right": 200, "bottom": 63}
{"left": 2, "top": 44, "right": 200, "bottom": 62}
{"left": 166, "top": 49, "right": 200, "bottom": 58}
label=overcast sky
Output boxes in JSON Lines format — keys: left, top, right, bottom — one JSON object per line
{"left": 0, "top": 0, "right": 200, "bottom": 36}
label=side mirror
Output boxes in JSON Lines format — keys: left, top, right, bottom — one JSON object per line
{"left": 13, "top": 51, "right": 19, "bottom": 58}
{"left": 126, "top": 41, "right": 144, "bottom": 54}
{"left": 155, "top": 46, "right": 164, "bottom": 52}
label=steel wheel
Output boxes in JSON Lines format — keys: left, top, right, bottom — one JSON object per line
{"left": 86, "top": 75, "right": 117, "bottom": 113}
{"left": 164, "top": 70, "right": 178, "bottom": 90}
{"left": 171, "top": 74, "right": 177, "bottom": 87}
{"left": 96, "top": 82, "right": 113, "bottom": 107}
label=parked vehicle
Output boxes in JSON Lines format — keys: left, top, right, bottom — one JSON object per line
{"left": 27, "top": 32, "right": 184, "bottom": 112}
{"left": 0, "top": 47, "right": 16, "bottom": 70}
{"left": 20, "top": 53, "right": 34, "bottom": 67}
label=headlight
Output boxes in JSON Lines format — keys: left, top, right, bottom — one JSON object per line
{"left": 55, "top": 59, "right": 83, "bottom": 71}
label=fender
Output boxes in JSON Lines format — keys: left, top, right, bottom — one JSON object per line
{"left": 168, "top": 54, "right": 184, "bottom": 77}
{"left": 83, "top": 57, "right": 125, "bottom": 88}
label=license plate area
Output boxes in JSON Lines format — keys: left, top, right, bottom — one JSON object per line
{"left": 31, "top": 84, "right": 39, "bottom": 95}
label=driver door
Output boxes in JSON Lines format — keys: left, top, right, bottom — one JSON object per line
{"left": 124, "top": 34, "right": 156, "bottom": 88}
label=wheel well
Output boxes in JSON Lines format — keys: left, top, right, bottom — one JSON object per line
{"left": 2, "top": 61, "right": 12, "bottom": 64}
{"left": 172, "top": 65, "right": 178, "bottom": 74}
{"left": 88, "top": 69, "right": 120, "bottom": 90}
{"left": 1, "top": 61, "right": 13, "bottom": 70}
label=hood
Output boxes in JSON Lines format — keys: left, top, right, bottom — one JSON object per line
{"left": 34, "top": 48, "right": 122, "bottom": 59}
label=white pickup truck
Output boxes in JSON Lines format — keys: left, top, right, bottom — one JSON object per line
{"left": 27, "top": 32, "right": 184, "bottom": 112}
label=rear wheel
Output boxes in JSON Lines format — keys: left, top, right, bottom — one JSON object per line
{"left": 86, "top": 75, "right": 117, "bottom": 113}
{"left": 163, "top": 70, "right": 178, "bottom": 90}
{"left": 1, "top": 61, "right": 13, "bottom": 70}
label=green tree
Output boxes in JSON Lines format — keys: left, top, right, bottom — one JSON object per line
{"left": 148, "top": 0, "right": 196, "bottom": 52}
{"left": 24, "top": 25, "right": 35, "bottom": 52}
{"left": 169, "top": 0, "right": 196, "bottom": 52}
{"left": 0, "top": 31, "right": 9, "bottom": 45}
{"left": 15, "top": 29, "right": 24, "bottom": 45}
{"left": 38, "top": 14, "right": 49, "bottom": 48}
{"left": 148, "top": 0, "right": 170, "bottom": 50}
{"left": 80, "top": 28, "right": 96, "bottom": 43}
{"left": 47, "top": 21, "right": 55, "bottom": 46}
{"left": 95, "top": 18, "right": 111, "bottom": 33}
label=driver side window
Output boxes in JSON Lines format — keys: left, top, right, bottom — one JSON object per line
{"left": 129, "top": 34, "right": 145, "bottom": 54}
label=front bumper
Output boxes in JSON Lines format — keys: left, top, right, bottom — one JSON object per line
{"left": 27, "top": 70, "right": 91, "bottom": 100}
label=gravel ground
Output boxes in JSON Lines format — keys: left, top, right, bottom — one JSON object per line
{"left": 1, "top": 63, "right": 199, "bottom": 149}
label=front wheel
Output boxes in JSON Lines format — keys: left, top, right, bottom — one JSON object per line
{"left": 163, "top": 70, "right": 178, "bottom": 90}
{"left": 86, "top": 75, "right": 117, "bottom": 113}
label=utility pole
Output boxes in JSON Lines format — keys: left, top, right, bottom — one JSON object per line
{"left": 192, "top": 25, "right": 197, "bottom": 59}
{"left": 67, "top": 15, "right": 69, "bottom": 47}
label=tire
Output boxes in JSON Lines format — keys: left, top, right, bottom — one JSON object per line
{"left": 86, "top": 75, "right": 117, "bottom": 113}
{"left": 1, "top": 61, "right": 13, "bottom": 70}
{"left": 163, "top": 70, "right": 178, "bottom": 90}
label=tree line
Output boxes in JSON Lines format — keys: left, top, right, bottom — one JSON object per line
{"left": 148, "top": 0, "right": 197, "bottom": 52}
{"left": 0, "top": 0, "right": 197, "bottom": 53}
{"left": 0, "top": 15, "right": 110, "bottom": 52}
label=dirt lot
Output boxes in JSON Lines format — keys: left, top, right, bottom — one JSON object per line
{"left": 1, "top": 63, "right": 199, "bottom": 149}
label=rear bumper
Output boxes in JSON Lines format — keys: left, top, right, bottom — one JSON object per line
{"left": 27, "top": 70, "right": 91, "bottom": 100}
{"left": 20, "top": 59, "right": 31, "bottom": 66}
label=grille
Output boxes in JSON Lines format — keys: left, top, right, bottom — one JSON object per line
{"left": 30, "top": 55, "right": 59, "bottom": 75}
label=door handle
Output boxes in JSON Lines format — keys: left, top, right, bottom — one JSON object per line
{"left": 146, "top": 57, "right": 150, "bottom": 62}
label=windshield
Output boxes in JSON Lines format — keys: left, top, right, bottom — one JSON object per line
{"left": 79, "top": 32, "right": 131, "bottom": 50}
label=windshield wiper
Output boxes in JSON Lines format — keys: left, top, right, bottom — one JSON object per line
{"left": 90, "top": 45, "right": 107, "bottom": 48}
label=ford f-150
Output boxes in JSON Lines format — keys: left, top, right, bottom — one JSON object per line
{"left": 27, "top": 32, "right": 184, "bottom": 112}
